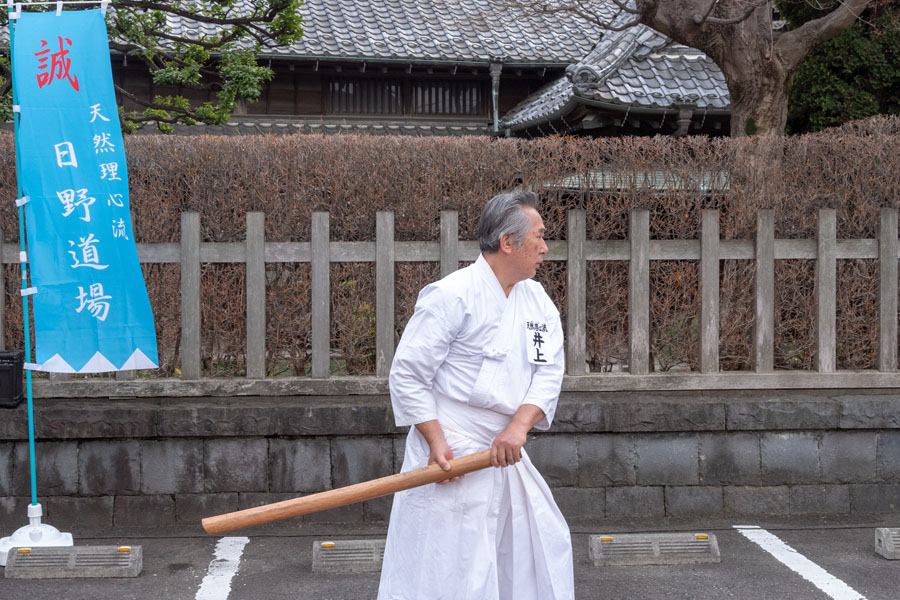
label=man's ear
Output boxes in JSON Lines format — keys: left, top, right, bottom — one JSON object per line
{"left": 499, "top": 233, "right": 515, "bottom": 255}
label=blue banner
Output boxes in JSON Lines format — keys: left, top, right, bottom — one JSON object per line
{"left": 12, "top": 9, "right": 158, "bottom": 373}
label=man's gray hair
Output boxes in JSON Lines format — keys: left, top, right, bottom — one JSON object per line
{"left": 478, "top": 191, "right": 539, "bottom": 253}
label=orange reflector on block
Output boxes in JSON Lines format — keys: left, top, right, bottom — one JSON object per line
{"left": 321, "top": 542, "right": 335, "bottom": 548}
{"left": 600, "top": 537, "right": 613, "bottom": 542}
{"left": 118, "top": 546, "right": 131, "bottom": 552}
{"left": 695, "top": 534, "right": 708, "bottom": 540}
{"left": 17, "top": 548, "right": 31, "bottom": 554}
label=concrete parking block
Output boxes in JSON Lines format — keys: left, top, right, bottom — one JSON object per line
{"left": 875, "top": 528, "right": 900, "bottom": 560}
{"left": 4, "top": 545, "right": 142, "bottom": 578}
{"left": 589, "top": 532, "right": 720, "bottom": 566}
{"left": 312, "top": 539, "right": 385, "bottom": 573}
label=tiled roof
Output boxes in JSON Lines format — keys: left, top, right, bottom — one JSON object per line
{"left": 500, "top": 77, "right": 578, "bottom": 131}
{"left": 502, "top": 25, "right": 730, "bottom": 130}
{"left": 164, "top": 0, "right": 608, "bottom": 64}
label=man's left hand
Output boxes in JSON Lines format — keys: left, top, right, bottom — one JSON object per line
{"left": 490, "top": 404, "right": 546, "bottom": 467}
{"left": 491, "top": 422, "right": 528, "bottom": 467}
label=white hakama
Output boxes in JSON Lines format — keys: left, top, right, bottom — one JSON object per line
{"left": 378, "top": 255, "right": 574, "bottom": 600}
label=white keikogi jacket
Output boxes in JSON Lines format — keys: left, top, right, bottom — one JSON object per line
{"left": 389, "top": 253, "right": 564, "bottom": 431}
{"left": 378, "top": 254, "right": 574, "bottom": 600}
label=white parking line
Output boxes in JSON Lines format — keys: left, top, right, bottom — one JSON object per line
{"left": 734, "top": 526, "right": 866, "bottom": 600}
{"left": 196, "top": 536, "right": 250, "bottom": 600}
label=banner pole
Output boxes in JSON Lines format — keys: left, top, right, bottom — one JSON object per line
{"left": 0, "top": 3, "right": 74, "bottom": 567}
{"left": 9, "top": 0, "right": 39, "bottom": 510}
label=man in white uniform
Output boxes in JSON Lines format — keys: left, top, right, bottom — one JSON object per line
{"left": 378, "top": 191, "right": 574, "bottom": 600}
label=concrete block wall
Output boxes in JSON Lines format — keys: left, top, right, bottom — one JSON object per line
{"left": 530, "top": 429, "right": 900, "bottom": 520}
{"left": 1, "top": 390, "right": 899, "bottom": 531}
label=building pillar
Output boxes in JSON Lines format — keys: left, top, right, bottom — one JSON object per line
{"left": 675, "top": 104, "right": 695, "bottom": 137}
{"left": 490, "top": 62, "right": 503, "bottom": 134}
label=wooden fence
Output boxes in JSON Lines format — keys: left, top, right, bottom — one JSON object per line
{"left": 2, "top": 208, "right": 900, "bottom": 398}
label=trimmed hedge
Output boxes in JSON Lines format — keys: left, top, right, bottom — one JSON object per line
{"left": 2, "top": 116, "right": 899, "bottom": 375}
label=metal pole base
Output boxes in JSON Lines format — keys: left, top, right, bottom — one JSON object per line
{"left": 0, "top": 503, "right": 73, "bottom": 567}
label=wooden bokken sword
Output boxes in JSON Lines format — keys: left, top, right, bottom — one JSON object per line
{"left": 202, "top": 449, "right": 492, "bottom": 534}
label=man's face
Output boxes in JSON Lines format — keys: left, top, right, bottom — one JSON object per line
{"left": 507, "top": 206, "right": 548, "bottom": 281}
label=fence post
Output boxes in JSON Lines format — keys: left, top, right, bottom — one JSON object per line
{"left": 629, "top": 209, "right": 650, "bottom": 375}
{"left": 440, "top": 210, "right": 459, "bottom": 279}
{"left": 376, "top": 211, "right": 395, "bottom": 377}
{"left": 310, "top": 212, "right": 330, "bottom": 379}
{"left": 566, "top": 209, "right": 586, "bottom": 375}
{"left": 754, "top": 210, "right": 775, "bottom": 372}
{"left": 700, "top": 209, "right": 720, "bottom": 373}
{"left": 246, "top": 212, "right": 266, "bottom": 379}
{"left": 817, "top": 209, "right": 837, "bottom": 373}
{"left": 879, "top": 207, "right": 898, "bottom": 372}
{"left": 180, "top": 211, "right": 201, "bottom": 380}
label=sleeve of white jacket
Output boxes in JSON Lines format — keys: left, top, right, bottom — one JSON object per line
{"left": 389, "top": 287, "right": 461, "bottom": 427}
{"left": 522, "top": 308, "right": 564, "bottom": 431}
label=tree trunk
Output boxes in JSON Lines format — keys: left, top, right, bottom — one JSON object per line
{"left": 642, "top": 0, "right": 870, "bottom": 137}
{"left": 696, "top": 13, "right": 795, "bottom": 137}
{"left": 645, "top": 6, "right": 796, "bottom": 137}
{"left": 719, "top": 52, "right": 793, "bottom": 137}
{"left": 232, "top": 96, "right": 249, "bottom": 116}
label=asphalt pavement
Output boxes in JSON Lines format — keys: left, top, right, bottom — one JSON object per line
{"left": 0, "top": 516, "right": 898, "bottom": 599}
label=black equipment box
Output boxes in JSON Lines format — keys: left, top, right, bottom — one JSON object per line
{"left": 0, "top": 349, "right": 25, "bottom": 408}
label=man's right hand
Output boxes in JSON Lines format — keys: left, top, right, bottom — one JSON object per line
{"left": 415, "top": 420, "right": 464, "bottom": 484}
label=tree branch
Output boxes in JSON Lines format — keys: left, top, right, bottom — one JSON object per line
{"left": 110, "top": 0, "right": 293, "bottom": 45}
{"left": 115, "top": 83, "right": 200, "bottom": 117}
{"left": 580, "top": 0, "right": 642, "bottom": 17}
{"left": 693, "top": 0, "right": 768, "bottom": 26}
{"left": 777, "top": 0, "right": 873, "bottom": 69}
{"left": 694, "top": 0, "right": 769, "bottom": 25}
{"left": 143, "top": 27, "right": 244, "bottom": 51}
{"left": 108, "top": 41, "right": 222, "bottom": 83}
{"left": 113, "top": 0, "right": 279, "bottom": 27}
{"left": 692, "top": 0, "right": 719, "bottom": 26}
